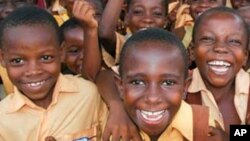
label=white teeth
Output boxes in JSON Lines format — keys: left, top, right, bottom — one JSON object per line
{"left": 208, "top": 60, "right": 231, "bottom": 67}
{"left": 27, "top": 80, "right": 45, "bottom": 87}
{"left": 140, "top": 110, "right": 165, "bottom": 121}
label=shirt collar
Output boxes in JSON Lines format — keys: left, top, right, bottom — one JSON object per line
{"left": 188, "top": 68, "right": 207, "bottom": 93}
{"left": 6, "top": 74, "right": 79, "bottom": 113}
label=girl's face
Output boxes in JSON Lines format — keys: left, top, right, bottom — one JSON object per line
{"left": 125, "top": 0, "right": 167, "bottom": 33}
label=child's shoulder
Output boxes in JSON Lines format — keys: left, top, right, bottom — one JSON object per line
{"left": 62, "top": 74, "right": 99, "bottom": 94}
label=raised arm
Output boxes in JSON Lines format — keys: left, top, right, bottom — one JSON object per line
{"left": 72, "top": 0, "right": 101, "bottom": 81}
{"left": 99, "top": 0, "right": 125, "bottom": 57}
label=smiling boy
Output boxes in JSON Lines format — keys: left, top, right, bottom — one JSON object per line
{"left": 0, "top": 6, "right": 107, "bottom": 140}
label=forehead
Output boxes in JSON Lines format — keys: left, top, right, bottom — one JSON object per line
{"left": 2, "top": 24, "right": 59, "bottom": 49}
{"left": 124, "top": 41, "right": 184, "bottom": 70}
{"left": 129, "top": 0, "right": 165, "bottom": 8}
{"left": 199, "top": 12, "right": 244, "bottom": 31}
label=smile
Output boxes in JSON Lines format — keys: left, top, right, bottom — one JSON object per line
{"left": 208, "top": 60, "right": 231, "bottom": 74}
{"left": 26, "top": 80, "right": 47, "bottom": 87}
{"left": 140, "top": 110, "right": 165, "bottom": 122}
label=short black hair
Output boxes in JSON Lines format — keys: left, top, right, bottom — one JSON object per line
{"left": 126, "top": 0, "right": 169, "bottom": 15}
{"left": 0, "top": 6, "right": 61, "bottom": 48}
{"left": 59, "top": 18, "right": 82, "bottom": 42}
{"left": 118, "top": 28, "right": 189, "bottom": 78}
{"left": 192, "top": 6, "right": 249, "bottom": 47}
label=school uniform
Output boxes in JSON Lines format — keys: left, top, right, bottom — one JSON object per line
{"left": 102, "top": 32, "right": 126, "bottom": 67}
{"left": 0, "top": 74, "right": 108, "bottom": 141}
{"left": 0, "top": 65, "right": 14, "bottom": 95}
{"left": 188, "top": 68, "right": 250, "bottom": 129}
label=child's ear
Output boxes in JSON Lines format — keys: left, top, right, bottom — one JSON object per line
{"left": 0, "top": 49, "right": 6, "bottom": 68}
{"left": 114, "top": 74, "right": 125, "bottom": 100}
{"left": 243, "top": 46, "right": 249, "bottom": 67}
{"left": 183, "top": 71, "right": 193, "bottom": 99}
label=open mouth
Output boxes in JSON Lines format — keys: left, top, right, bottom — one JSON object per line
{"left": 208, "top": 60, "right": 231, "bottom": 74}
{"left": 139, "top": 109, "right": 168, "bottom": 124}
{"left": 26, "top": 79, "right": 47, "bottom": 88}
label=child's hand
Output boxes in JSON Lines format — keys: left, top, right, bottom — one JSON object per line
{"left": 72, "top": 0, "right": 98, "bottom": 29}
{"left": 207, "top": 121, "right": 229, "bottom": 141}
{"left": 103, "top": 101, "right": 142, "bottom": 141}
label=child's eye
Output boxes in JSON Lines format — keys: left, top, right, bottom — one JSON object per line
{"left": 41, "top": 55, "right": 54, "bottom": 62}
{"left": 132, "top": 8, "right": 143, "bottom": 15}
{"left": 67, "top": 46, "right": 81, "bottom": 54}
{"left": 153, "top": 11, "right": 164, "bottom": 17}
{"left": 228, "top": 39, "right": 241, "bottom": 46}
{"left": 162, "top": 80, "right": 175, "bottom": 86}
{"left": 9, "top": 58, "right": 24, "bottom": 66}
{"left": 199, "top": 36, "right": 215, "bottom": 44}
{"left": 130, "top": 80, "right": 145, "bottom": 86}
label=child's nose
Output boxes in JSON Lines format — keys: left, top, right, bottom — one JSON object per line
{"left": 213, "top": 42, "right": 229, "bottom": 54}
{"left": 144, "top": 84, "right": 162, "bottom": 105}
{"left": 142, "top": 14, "right": 154, "bottom": 25}
{"left": 25, "top": 61, "right": 43, "bottom": 76}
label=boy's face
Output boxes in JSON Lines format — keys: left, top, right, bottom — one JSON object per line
{"left": 125, "top": 0, "right": 167, "bottom": 33}
{"left": 190, "top": 0, "right": 225, "bottom": 20}
{"left": 0, "top": 25, "right": 62, "bottom": 107}
{"left": 117, "top": 41, "right": 186, "bottom": 137}
{"left": 62, "top": 26, "right": 84, "bottom": 74}
{"left": 193, "top": 13, "right": 248, "bottom": 88}
{"left": 0, "top": 0, "right": 33, "bottom": 20}
{"left": 231, "top": 0, "right": 250, "bottom": 9}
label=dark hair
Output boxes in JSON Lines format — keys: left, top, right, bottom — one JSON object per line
{"left": 118, "top": 28, "right": 189, "bottom": 78}
{"left": 0, "top": 6, "right": 61, "bottom": 48}
{"left": 192, "top": 6, "right": 249, "bottom": 47}
{"left": 126, "top": 0, "right": 169, "bottom": 15}
{"left": 59, "top": 18, "right": 82, "bottom": 42}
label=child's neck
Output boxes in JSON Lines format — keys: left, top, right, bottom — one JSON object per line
{"left": 205, "top": 80, "right": 235, "bottom": 102}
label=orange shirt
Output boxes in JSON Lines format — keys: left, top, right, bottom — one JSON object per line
{"left": 0, "top": 74, "right": 108, "bottom": 141}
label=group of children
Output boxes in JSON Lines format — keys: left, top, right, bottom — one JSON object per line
{"left": 0, "top": 0, "right": 250, "bottom": 141}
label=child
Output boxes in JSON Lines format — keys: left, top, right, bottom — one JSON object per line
{"left": 60, "top": 18, "right": 85, "bottom": 75}
{"left": 0, "top": 0, "right": 35, "bottom": 97}
{"left": 114, "top": 27, "right": 223, "bottom": 141}
{"left": 99, "top": 0, "right": 168, "bottom": 67}
{"left": 187, "top": 6, "right": 250, "bottom": 135}
{"left": 0, "top": 6, "right": 108, "bottom": 140}
{"left": 59, "top": 17, "right": 101, "bottom": 80}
